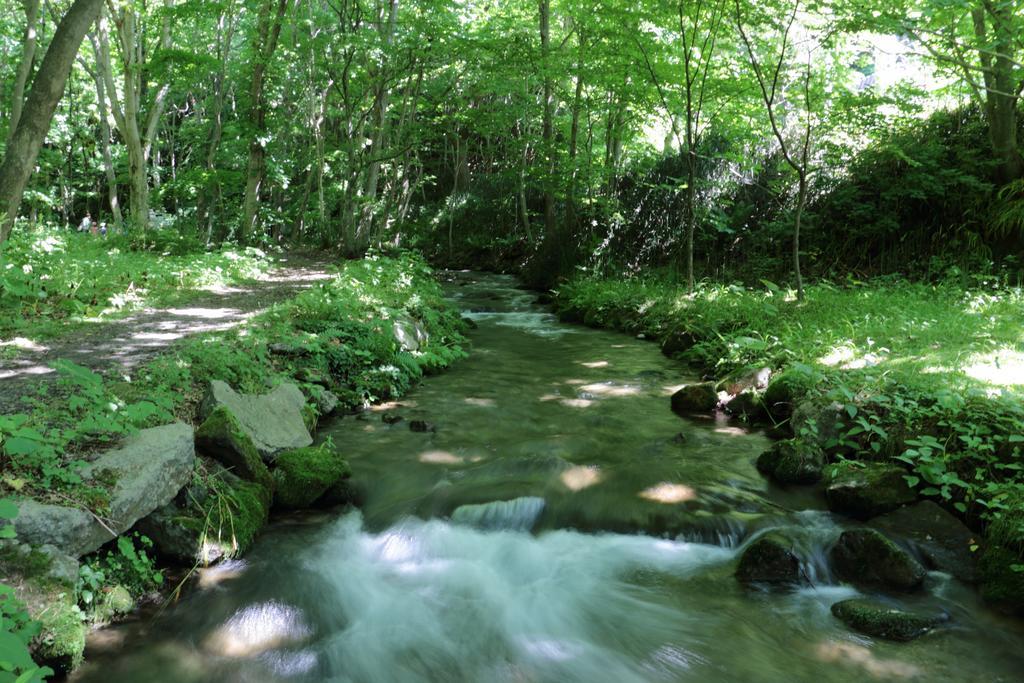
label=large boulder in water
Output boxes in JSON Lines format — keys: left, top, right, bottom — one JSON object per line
{"left": 871, "top": 501, "right": 978, "bottom": 582}
{"left": 199, "top": 380, "right": 312, "bottom": 461}
{"left": 824, "top": 461, "right": 917, "bottom": 520}
{"left": 137, "top": 466, "right": 270, "bottom": 565}
{"left": 829, "top": 528, "right": 926, "bottom": 591}
{"left": 756, "top": 439, "right": 824, "bottom": 485}
{"left": 14, "top": 423, "right": 195, "bottom": 557}
{"left": 736, "top": 532, "right": 801, "bottom": 585}
{"left": 670, "top": 382, "right": 719, "bottom": 415}
{"left": 271, "top": 446, "right": 351, "bottom": 510}
{"left": 831, "top": 599, "right": 942, "bottom": 642}
{"left": 195, "top": 406, "right": 274, "bottom": 490}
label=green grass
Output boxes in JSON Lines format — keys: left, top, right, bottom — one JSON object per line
{"left": 0, "top": 225, "right": 275, "bottom": 341}
{"left": 555, "top": 275, "right": 1024, "bottom": 537}
{"left": 0, "top": 251, "right": 467, "bottom": 506}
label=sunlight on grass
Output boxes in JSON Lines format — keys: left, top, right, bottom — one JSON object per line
{"left": 963, "top": 350, "right": 1024, "bottom": 387}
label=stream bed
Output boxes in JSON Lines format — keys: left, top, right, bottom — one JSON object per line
{"left": 76, "top": 272, "right": 1024, "bottom": 682}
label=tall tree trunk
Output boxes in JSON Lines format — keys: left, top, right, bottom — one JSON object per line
{"left": 241, "top": 0, "right": 289, "bottom": 243}
{"left": 81, "top": 35, "right": 124, "bottom": 230}
{"left": 7, "top": 0, "right": 41, "bottom": 147}
{"left": 0, "top": 0, "right": 103, "bottom": 241}
{"left": 539, "top": 0, "right": 556, "bottom": 243}
{"left": 972, "top": 5, "right": 1023, "bottom": 182}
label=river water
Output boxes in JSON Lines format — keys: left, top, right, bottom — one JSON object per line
{"left": 76, "top": 272, "right": 1024, "bottom": 682}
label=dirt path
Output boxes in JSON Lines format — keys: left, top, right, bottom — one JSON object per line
{"left": 0, "top": 252, "right": 335, "bottom": 414}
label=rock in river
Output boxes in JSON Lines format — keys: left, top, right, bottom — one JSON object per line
{"left": 736, "top": 532, "right": 801, "bottom": 585}
{"left": 199, "top": 380, "right": 312, "bottom": 460}
{"left": 871, "top": 501, "right": 978, "bottom": 582}
{"left": 670, "top": 382, "right": 719, "bottom": 415}
{"left": 831, "top": 599, "right": 942, "bottom": 642}
{"left": 830, "top": 528, "right": 926, "bottom": 591}
{"left": 14, "top": 423, "right": 195, "bottom": 557}
{"left": 756, "top": 439, "right": 824, "bottom": 485}
{"left": 824, "top": 461, "right": 917, "bottom": 520}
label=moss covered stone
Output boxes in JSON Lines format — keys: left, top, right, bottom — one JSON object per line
{"left": 763, "top": 369, "right": 818, "bottom": 421}
{"left": 825, "top": 461, "right": 917, "bottom": 520}
{"left": 736, "top": 532, "right": 801, "bottom": 585}
{"left": 196, "top": 406, "right": 274, "bottom": 490}
{"left": 830, "top": 528, "right": 926, "bottom": 591}
{"left": 831, "top": 599, "right": 940, "bottom": 641}
{"left": 33, "top": 596, "right": 87, "bottom": 675}
{"left": 670, "top": 382, "right": 719, "bottom": 415}
{"left": 272, "top": 446, "right": 351, "bottom": 509}
{"left": 725, "top": 389, "right": 767, "bottom": 422}
{"left": 138, "top": 469, "right": 270, "bottom": 565}
{"left": 756, "top": 439, "right": 824, "bottom": 485}
{"left": 979, "top": 544, "right": 1024, "bottom": 614}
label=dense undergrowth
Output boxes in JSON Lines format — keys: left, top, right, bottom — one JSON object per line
{"left": 0, "top": 250, "right": 466, "bottom": 507}
{"left": 554, "top": 275, "right": 1024, "bottom": 569}
{"left": 0, "top": 226, "right": 273, "bottom": 342}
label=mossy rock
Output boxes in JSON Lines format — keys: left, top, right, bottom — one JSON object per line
{"left": 670, "top": 382, "right": 719, "bottom": 415}
{"left": 831, "top": 599, "right": 940, "bottom": 642}
{"left": 272, "top": 446, "right": 351, "bottom": 510}
{"left": 763, "top": 368, "right": 819, "bottom": 421}
{"left": 830, "top": 528, "right": 926, "bottom": 591}
{"left": 95, "top": 584, "right": 134, "bottom": 622}
{"left": 138, "top": 470, "right": 270, "bottom": 565}
{"left": 978, "top": 544, "right": 1024, "bottom": 614}
{"left": 660, "top": 329, "right": 698, "bottom": 358}
{"left": 195, "top": 406, "right": 274, "bottom": 491}
{"left": 725, "top": 389, "right": 768, "bottom": 422}
{"left": 825, "top": 461, "right": 917, "bottom": 520}
{"left": 736, "top": 532, "right": 801, "bottom": 585}
{"left": 33, "top": 596, "right": 87, "bottom": 675}
{"left": 756, "top": 439, "right": 824, "bottom": 485}
{"left": 717, "top": 366, "right": 772, "bottom": 396}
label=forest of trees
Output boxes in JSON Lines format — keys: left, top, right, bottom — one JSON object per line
{"left": 0, "top": 0, "right": 1020, "bottom": 290}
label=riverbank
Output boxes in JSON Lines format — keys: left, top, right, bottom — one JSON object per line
{"left": 0, "top": 251, "right": 468, "bottom": 676}
{"left": 551, "top": 275, "right": 1024, "bottom": 614}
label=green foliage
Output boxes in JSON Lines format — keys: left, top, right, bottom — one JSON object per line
{"left": 0, "top": 227, "right": 272, "bottom": 339}
{"left": 77, "top": 534, "right": 163, "bottom": 614}
{"left": 556, "top": 274, "right": 1024, "bottom": 520}
{"left": 0, "top": 502, "right": 53, "bottom": 682}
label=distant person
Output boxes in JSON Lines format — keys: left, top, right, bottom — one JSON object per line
{"left": 78, "top": 212, "right": 92, "bottom": 233}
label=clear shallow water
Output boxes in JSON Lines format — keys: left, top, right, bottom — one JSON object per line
{"left": 76, "top": 272, "right": 1024, "bottom": 682}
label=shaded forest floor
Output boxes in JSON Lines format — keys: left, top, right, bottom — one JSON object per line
{"left": 0, "top": 252, "right": 335, "bottom": 413}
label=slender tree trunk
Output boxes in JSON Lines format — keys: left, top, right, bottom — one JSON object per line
{"left": 539, "top": 0, "right": 556, "bottom": 243}
{"left": 793, "top": 173, "right": 806, "bottom": 300}
{"left": 0, "top": 0, "right": 103, "bottom": 241}
{"left": 82, "top": 36, "right": 124, "bottom": 230}
{"left": 241, "top": 0, "right": 289, "bottom": 243}
{"left": 7, "top": 0, "right": 41, "bottom": 147}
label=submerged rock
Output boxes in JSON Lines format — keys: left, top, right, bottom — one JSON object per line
{"left": 195, "top": 406, "right": 274, "bottom": 490}
{"left": 824, "top": 461, "right": 917, "bottom": 520}
{"left": 451, "top": 497, "right": 546, "bottom": 532}
{"left": 409, "top": 420, "right": 436, "bottom": 433}
{"left": 271, "top": 446, "right": 351, "bottom": 510}
{"left": 830, "top": 599, "right": 941, "bottom": 641}
{"left": 14, "top": 423, "right": 195, "bottom": 557}
{"left": 871, "top": 501, "right": 978, "bottom": 582}
{"left": 199, "top": 380, "right": 312, "bottom": 460}
{"left": 736, "top": 532, "right": 801, "bottom": 585}
{"left": 670, "top": 382, "right": 719, "bottom": 415}
{"left": 756, "top": 439, "right": 824, "bottom": 485}
{"left": 830, "top": 528, "right": 926, "bottom": 591}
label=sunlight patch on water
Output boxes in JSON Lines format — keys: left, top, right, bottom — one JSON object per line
{"left": 639, "top": 483, "right": 698, "bottom": 504}
{"left": 560, "top": 398, "right": 595, "bottom": 408}
{"left": 814, "top": 640, "right": 922, "bottom": 679}
{"left": 580, "top": 382, "right": 641, "bottom": 397}
{"left": 560, "top": 465, "right": 602, "bottom": 491}
{"left": 579, "top": 360, "right": 610, "bottom": 368}
{"left": 419, "top": 450, "right": 464, "bottom": 465}
{"left": 205, "top": 601, "right": 312, "bottom": 658}
{"left": 464, "top": 397, "right": 497, "bottom": 407}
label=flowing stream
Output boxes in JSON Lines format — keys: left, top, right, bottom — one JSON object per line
{"left": 76, "top": 272, "right": 1024, "bottom": 682}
